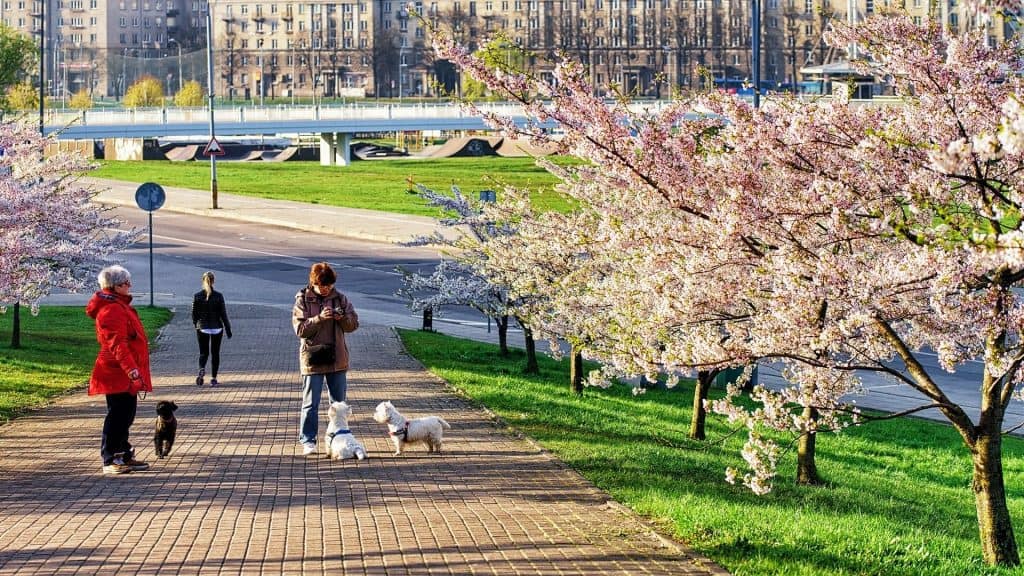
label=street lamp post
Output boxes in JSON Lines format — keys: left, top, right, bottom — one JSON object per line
{"left": 121, "top": 47, "right": 129, "bottom": 101}
{"left": 36, "top": 0, "right": 44, "bottom": 135}
{"left": 258, "top": 39, "right": 264, "bottom": 106}
{"left": 205, "top": 1, "right": 219, "bottom": 209}
{"left": 52, "top": 37, "right": 59, "bottom": 103}
{"left": 752, "top": 0, "right": 761, "bottom": 109}
{"left": 398, "top": 45, "right": 406, "bottom": 102}
{"left": 168, "top": 38, "right": 183, "bottom": 92}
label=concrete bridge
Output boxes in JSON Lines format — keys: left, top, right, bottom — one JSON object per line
{"left": 39, "top": 98, "right": 890, "bottom": 165}
{"left": 41, "top": 102, "right": 565, "bottom": 166}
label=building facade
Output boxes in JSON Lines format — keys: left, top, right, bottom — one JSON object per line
{"left": 0, "top": 0, "right": 1014, "bottom": 100}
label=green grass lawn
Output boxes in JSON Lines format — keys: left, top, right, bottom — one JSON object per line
{"left": 397, "top": 328, "right": 1024, "bottom": 576}
{"left": 0, "top": 306, "right": 173, "bottom": 423}
{"left": 93, "top": 157, "right": 573, "bottom": 216}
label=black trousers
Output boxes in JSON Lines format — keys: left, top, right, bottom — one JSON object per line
{"left": 101, "top": 392, "right": 137, "bottom": 464}
{"left": 197, "top": 331, "right": 224, "bottom": 377}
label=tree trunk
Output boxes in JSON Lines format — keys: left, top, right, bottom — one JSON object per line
{"left": 972, "top": 428, "right": 1020, "bottom": 566}
{"left": 10, "top": 302, "right": 21, "bottom": 349}
{"left": 689, "top": 369, "right": 717, "bottom": 440}
{"left": 497, "top": 314, "right": 509, "bottom": 356}
{"left": 796, "top": 404, "right": 822, "bottom": 486}
{"left": 569, "top": 344, "right": 584, "bottom": 394}
{"left": 522, "top": 324, "right": 539, "bottom": 375}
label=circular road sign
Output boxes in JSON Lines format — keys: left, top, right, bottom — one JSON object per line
{"left": 135, "top": 182, "right": 166, "bottom": 212}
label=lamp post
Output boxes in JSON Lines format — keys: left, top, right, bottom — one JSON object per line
{"left": 752, "top": 0, "right": 761, "bottom": 109}
{"left": 36, "top": 0, "right": 44, "bottom": 135}
{"left": 121, "top": 47, "right": 129, "bottom": 101}
{"left": 168, "top": 38, "right": 183, "bottom": 92}
{"left": 205, "top": 0, "right": 219, "bottom": 209}
{"left": 398, "top": 45, "right": 406, "bottom": 102}
{"left": 258, "top": 38, "right": 264, "bottom": 106}
{"left": 52, "top": 36, "right": 59, "bottom": 102}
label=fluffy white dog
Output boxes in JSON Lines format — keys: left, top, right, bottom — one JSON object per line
{"left": 373, "top": 400, "right": 451, "bottom": 455}
{"left": 325, "top": 401, "right": 367, "bottom": 461}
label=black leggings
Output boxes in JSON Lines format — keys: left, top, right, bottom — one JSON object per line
{"left": 196, "top": 331, "right": 224, "bottom": 377}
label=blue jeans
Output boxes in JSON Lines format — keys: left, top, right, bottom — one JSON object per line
{"left": 299, "top": 371, "right": 347, "bottom": 445}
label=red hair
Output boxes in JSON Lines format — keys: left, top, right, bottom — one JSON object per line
{"left": 309, "top": 262, "right": 337, "bottom": 286}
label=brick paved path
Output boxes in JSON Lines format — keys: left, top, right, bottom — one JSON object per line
{"left": 0, "top": 305, "right": 727, "bottom": 575}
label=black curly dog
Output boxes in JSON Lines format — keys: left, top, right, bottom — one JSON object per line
{"left": 154, "top": 401, "right": 178, "bottom": 458}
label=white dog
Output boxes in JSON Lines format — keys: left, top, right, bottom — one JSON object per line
{"left": 373, "top": 401, "right": 451, "bottom": 455}
{"left": 325, "top": 401, "right": 367, "bottom": 461}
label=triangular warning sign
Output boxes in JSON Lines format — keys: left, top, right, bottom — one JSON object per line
{"left": 203, "top": 138, "right": 226, "bottom": 156}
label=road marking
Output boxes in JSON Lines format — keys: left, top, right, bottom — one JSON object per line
{"left": 138, "top": 232, "right": 406, "bottom": 277}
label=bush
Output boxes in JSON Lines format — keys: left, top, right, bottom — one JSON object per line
{"left": 174, "top": 80, "right": 205, "bottom": 107}
{"left": 69, "top": 89, "right": 92, "bottom": 109}
{"left": 6, "top": 81, "right": 38, "bottom": 110}
{"left": 123, "top": 75, "right": 164, "bottom": 108}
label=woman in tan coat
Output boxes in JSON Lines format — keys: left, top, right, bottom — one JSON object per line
{"left": 291, "top": 262, "right": 359, "bottom": 456}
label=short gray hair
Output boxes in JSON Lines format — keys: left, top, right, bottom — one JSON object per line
{"left": 98, "top": 265, "right": 131, "bottom": 290}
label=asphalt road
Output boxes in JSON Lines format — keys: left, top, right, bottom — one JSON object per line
{"left": 109, "top": 205, "right": 501, "bottom": 335}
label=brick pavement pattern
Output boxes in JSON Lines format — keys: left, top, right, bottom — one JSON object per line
{"left": 0, "top": 305, "right": 728, "bottom": 575}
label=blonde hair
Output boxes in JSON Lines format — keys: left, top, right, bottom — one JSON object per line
{"left": 201, "top": 271, "right": 215, "bottom": 299}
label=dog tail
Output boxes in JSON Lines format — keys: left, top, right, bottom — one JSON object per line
{"left": 438, "top": 418, "right": 451, "bottom": 429}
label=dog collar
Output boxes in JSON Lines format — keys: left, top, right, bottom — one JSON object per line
{"left": 388, "top": 422, "right": 409, "bottom": 440}
{"left": 327, "top": 429, "right": 351, "bottom": 439}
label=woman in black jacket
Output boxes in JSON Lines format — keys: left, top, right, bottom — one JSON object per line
{"left": 191, "top": 271, "right": 232, "bottom": 386}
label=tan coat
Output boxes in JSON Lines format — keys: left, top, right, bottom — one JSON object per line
{"left": 292, "top": 287, "right": 359, "bottom": 375}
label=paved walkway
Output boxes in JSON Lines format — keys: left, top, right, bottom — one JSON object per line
{"left": 0, "top": 301, "right": 727, "bottom": 574}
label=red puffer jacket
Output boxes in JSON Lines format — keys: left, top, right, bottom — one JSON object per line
{"left": 86, "top": 290, "right": 152, "bottom": 396}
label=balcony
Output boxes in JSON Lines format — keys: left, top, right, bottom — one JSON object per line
{"left": 281, "top": 12, "right": 293, "bottom": 21}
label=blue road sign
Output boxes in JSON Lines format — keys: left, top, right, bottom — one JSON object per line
{"left": 135, "top": 182, "right": 166, "bottom": 212}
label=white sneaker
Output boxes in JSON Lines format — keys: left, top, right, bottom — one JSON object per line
{"left": 301, "top": 443, "right": 317, "bottom": 456}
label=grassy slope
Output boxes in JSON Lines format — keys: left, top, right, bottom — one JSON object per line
{"left": 93, "top": 157, "right": 572, "bottom": 215}
{"left": 0, "top": 306, "right": 173, "bottom": 423}
{"left": 398, "top": 328, "right": 1024, "bottom": 576}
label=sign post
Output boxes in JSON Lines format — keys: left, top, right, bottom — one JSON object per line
{"left": 134, "top": 182, "right": 166, "bottom": 307}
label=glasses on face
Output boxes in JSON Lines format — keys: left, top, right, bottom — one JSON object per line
{"left": 314, "top": 283, "right": 334, "bottom": 290}
{"left": 117, "top": 280, "right": 131, "bottom": 287}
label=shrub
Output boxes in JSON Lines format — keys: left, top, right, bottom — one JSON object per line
{"left": 123, "top": 75, "right": 164, "bottom": 108}
{"left": 69, "top": 89, "right": 92, "bottom": 109}
{"left": 174, "top": 80, "right": 204, "bottom": 107}
{"left": 6, "top": 80, "right": 38, "bottom": 110}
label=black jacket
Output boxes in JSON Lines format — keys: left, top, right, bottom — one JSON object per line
{"left": 191, "top": 290, "right": 232, "bottom": 338}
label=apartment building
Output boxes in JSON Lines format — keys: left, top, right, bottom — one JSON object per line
{"left": 1, "top": 0, "right": 1013, "bottom": 100}
{"left": 0, "top": 0, "right": 201, "bottom": 99}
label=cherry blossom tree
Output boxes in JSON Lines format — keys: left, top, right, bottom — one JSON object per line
{"left": 433, "top": 13, "right": 1024, "bottom": 566}
{"left": 0, "top": 119, "right": 138, "bottom": 347}
{"left": 400, "top": 184, "right": 539, "bottom": 371}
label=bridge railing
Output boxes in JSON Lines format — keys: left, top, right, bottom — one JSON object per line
{"left": 42, "top": 102, "right": 540, "bottom": 128}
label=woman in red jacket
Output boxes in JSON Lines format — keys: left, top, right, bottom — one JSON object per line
{"left": 86, "top": 265, "right": 153, "bottom": 475}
